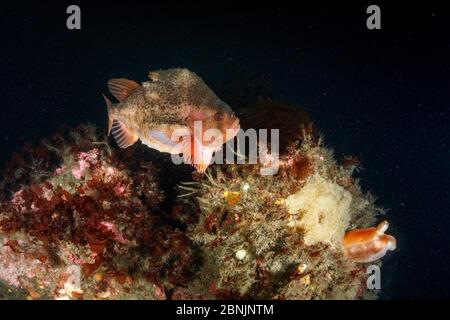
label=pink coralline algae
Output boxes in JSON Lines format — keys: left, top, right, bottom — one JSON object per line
{"left": 71, "top": 148, "right": 99, "bottom": 179}
{"left": 0, "top": 124, "right": 196, "bottom": 299}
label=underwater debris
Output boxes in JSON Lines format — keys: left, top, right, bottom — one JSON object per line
{"left": 0, "top": 124, "right": 196, "bottom": 299}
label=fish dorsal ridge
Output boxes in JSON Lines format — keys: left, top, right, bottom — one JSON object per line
{"left": 108, "top": 78, "right": 141, "bottom": 102}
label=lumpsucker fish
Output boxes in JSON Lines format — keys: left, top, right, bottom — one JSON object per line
{"left": 102, "top": 68, "right": 240, "bottom": 173}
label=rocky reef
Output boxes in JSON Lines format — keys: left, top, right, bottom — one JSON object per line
{"left": 178, "top": 114, "right": 381, "bottom": 299}
{"left": 0, "top": 100, "right": 390, "bottom": 300}
{"left": 0, "top": 125, "right": 195, "bottom": 299}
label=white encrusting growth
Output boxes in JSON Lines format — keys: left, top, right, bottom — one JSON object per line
{"left": 285, "top": 174, "right": 353, "bottom": 248}
{"left": 235, "top": 249, "right": 247, "bottom": 261}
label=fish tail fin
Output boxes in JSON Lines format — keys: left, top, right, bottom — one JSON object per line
{"left": 102, "top": 94, "right": 114, "bottom": 136}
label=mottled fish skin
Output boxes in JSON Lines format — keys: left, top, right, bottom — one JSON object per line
{"left": 111, "top": 70, "right": 192, "bottom": 133}
{"left": 105, "top": 68, "right": 240, "bottom": 165}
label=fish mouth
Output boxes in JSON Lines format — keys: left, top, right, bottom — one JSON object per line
{"left": 230, "top": 118, "right": 240, "bottom": 130}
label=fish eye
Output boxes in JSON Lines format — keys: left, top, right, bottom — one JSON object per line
{"left": 213, "top": 112, "right": 224, "bottom": 122}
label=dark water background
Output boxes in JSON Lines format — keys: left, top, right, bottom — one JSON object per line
{"left": 0, "top": 1, "right": 449, "bottom": 299}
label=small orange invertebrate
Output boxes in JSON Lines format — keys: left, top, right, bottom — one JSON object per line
{"left": 342, "top": 221, "right": 396, "bottom": 263}
{"left": 223, "top": 190, "right": 240, "bottom": 206}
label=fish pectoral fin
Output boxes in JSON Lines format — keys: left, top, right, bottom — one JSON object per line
{"left": 149, "top": 130, "right": 177, "bottom": 148}
{"left": 147, "top": 130, "right": 181, "bottom": 154}
{"left": 181, "top": 136, "right": 193, "bottom": 165}
{"left": 108, "top": 78, "right": 141, "bottom": 102}
{"left": 102, "top": 94, "right": 114, "bottom": 135}
{"left": 194, "top": 146, "right": 214, "bottom": 173}
{"left": 111, "top": 120, "right": 139, "bottom": 148}
{"left": 181, "top": 135, "right": 214, "bottom": 173}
